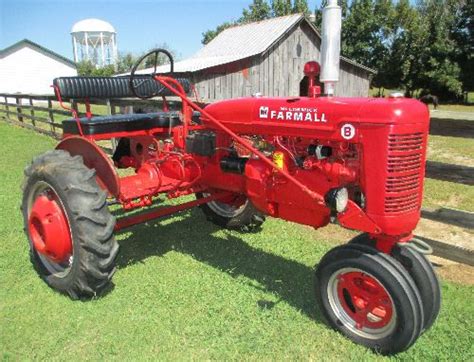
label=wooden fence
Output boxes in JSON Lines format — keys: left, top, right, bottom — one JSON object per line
{"left": 0, "top": 93, "right": 185, "bottom": 139}
{"left": 1, "top": 93, "right": 473, "bottom": 265}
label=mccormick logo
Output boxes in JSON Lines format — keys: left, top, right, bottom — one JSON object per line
{"left": 259, "top": 106, "right": 269, "bottom": 118}
{"left": 258, "top": 106, "right": 327, "bottom": 123}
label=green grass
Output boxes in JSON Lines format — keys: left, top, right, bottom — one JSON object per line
{"left": 424, "top": 135, "right": 474, "bottom": 211}
{"left": 423, "top": 179, "right": 474, "bottom": 212}
{"left": 435, "top": 104, "right": 474, "bottom": 113}
{"left": 1, "top": 122, "right": 473, "bottom": 360}
{"left": 427, "top": 135, "right": 474, "bottom": 165}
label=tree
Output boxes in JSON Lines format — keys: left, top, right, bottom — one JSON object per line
{"left": 313, "top": 0, "right": 349, "bottom": 29}
{"left": 292, "top": 0, "right": 309, "bottom": 14}
{"left": 451, "top": 0, "right": 473, "bottom": 96}
{"left": 76, "top": 60, "right": 115, "bottom": 76}
{"left": 383, "top": 0, "right": 427, "bottom": 95}
{"left": 272, "top": 0, "right": 292, "bottom": 16}
{"left": 142, "top": 42, "right": 178, "bottom": 70}
{"left": 371, "top": 0, "right": 396, "bottom": 88}
{"left": 341, "top": 0, "right": 378, "bottom": 66}
{"left": 240, "top": 0, "right": 272, "bottom": 23}
{"left": 202, "top": 21, "right": 237, "bottom": 45}
{"left": 416, "top": 0, "right": 462, "bottom": 99}
{"left": 116, "top": 52, "right": 138, "bottom": 74}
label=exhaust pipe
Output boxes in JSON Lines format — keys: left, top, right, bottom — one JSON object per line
{"left": 320, "top": 0, "right": 342, "bottom": 96}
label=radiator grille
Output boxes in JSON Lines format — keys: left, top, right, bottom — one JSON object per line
{"left": 385, "top": 132, "right": 424, "bottom": 214}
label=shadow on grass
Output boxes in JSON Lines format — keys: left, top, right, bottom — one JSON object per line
{"left": 114, "top": 208, "right": 325, "bottom": 324}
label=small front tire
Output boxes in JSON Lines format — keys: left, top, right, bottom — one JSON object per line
{"left": 315, "top": 245, "right": 424, "bottom": 355}
{"left": 350, "top": 233, "right": 441, "bottom": 332}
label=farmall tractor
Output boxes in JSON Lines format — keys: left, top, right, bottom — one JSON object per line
{"left": 21, "top": 0, "right": 440, "bottom": 355}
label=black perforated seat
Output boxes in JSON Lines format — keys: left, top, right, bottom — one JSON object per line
{"left": 54, "top": 76, "right": 191, "bottom": 99}
{"left": 63, "top": 111, "right": 200, "bottom": 135}
{"left": 56, "top": 75, "right": 197, "bottom": 136}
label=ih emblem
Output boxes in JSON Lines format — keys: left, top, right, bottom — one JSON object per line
{"left": 259, "top": 106, "right": 269, "bottom": 119}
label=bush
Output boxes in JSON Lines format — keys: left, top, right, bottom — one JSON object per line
{"left": 77, "top": 60, "right": 115, "bottom": 77}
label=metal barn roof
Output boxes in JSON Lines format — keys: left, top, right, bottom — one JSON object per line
{"left": 132, "top": 14, "right": 375, "bottom": 75}
{"left": 188, "top": 14, "right": 303, "bottom": 69}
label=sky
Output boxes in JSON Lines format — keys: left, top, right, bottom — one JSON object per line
{"left": 0, "top": 0, "right": 323, "bottom": 61}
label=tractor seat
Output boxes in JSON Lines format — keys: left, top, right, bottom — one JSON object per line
{"left": 54, "top": 76, "right": 192, "bottom": 99}
{"left": 63, "top": 111, "right": 201, "bottom": 135}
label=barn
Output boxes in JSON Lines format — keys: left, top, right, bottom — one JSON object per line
{"left": 152, "top": 14, "right": 375, "bottom": 101}
{"left": 0, "top": 39, "right": 77, "bottom": 94}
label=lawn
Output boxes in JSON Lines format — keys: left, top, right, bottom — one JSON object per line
{"left": 427, "top": 135, "right": 474, "bottom": 166}
{"left": 0, "top": 122, "right": 473, "bottom": 360}
{"left": 423, "top": 134, "right": 474, "bottom": 211}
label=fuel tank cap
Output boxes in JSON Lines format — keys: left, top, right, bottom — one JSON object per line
{"left": 389, "top": 92, "right": 404, "bottom": 98}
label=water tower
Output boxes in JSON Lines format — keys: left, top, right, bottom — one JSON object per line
{"left": 71, "top": 18, "right": 118, "bottom": 67}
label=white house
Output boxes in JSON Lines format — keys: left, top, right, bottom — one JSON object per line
{"left": 0, "top": 39, "right": 77, "bottom": 94}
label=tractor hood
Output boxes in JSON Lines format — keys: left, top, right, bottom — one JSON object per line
{"left": 202, "top": 96, "right": 430, "bottom": 140}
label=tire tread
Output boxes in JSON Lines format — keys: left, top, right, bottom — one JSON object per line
{"left": 22, "top": 150, "right": 118, "bottom": 300}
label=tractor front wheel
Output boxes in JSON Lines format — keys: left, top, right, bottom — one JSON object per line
{"left": 349, "top": 233, "right": 441, "bottom": 332}
{"left": 315, "top": 245, "right": 424, "bottom": 355}
{"left": 22, "top": 150, "right": 119, "bottom": 299}
{"left": 196, "top": 192, "right": 265, "bottom": 232}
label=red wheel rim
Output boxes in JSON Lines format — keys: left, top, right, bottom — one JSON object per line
{"left": 28, "top": 190, "right": 72, "bottom": 263}
{"left": 336, "top": 271, "right": 393, "bottom": 330}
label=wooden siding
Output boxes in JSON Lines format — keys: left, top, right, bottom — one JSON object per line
{"left": 190, "top": 21, "right": 371, "bottom": 101}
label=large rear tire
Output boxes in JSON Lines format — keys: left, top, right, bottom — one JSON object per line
{"left": 22, "top": 150, "right": 119, "bottom": 299}
{"left": 350, "top": 234, "right": 441, "bottom": 332}
{"left": 196, "top": 192, "right": 265, "bottom": 232}
{"left": 315, "top": 245, "right": 424, "bottom": 355}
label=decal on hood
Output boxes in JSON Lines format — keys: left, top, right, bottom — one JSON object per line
{"left": 259, "top": 106, "right": 327, "bottom": 123}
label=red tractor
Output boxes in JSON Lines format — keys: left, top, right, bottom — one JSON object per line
{"left": 21, "top": 46, "right": 440, "bottom": 354}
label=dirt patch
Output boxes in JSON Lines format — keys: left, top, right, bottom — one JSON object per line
{"left": 429, "top": 256, "right": 474, "bottom": 285}
{"left": 416, "top": 218, "right": 474, "bottom": 250}
{"left": 427, "top": 145, "right": 474, "bottom": 167}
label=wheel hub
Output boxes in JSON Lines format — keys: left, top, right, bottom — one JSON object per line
{"left": 204, "top": 193, "right": 248, "bottom": 218}
{"left": 28, "top": 193, "right": 72, "bottom": 263}
{"left": 337, "top": 271, "right": 393, "bottom": 330}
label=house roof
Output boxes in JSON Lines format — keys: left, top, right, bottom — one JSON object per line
{"left": 132, "top": 14, "right": 375, "bottom": 75}
{"left": 0, "top": 39, "right": 76, "bottom": 67}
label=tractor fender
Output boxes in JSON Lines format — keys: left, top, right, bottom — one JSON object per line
{"left": 56, "top": 136, "right": 120, "bottom": 198}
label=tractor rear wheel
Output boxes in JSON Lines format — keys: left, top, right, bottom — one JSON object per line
{"left": 196, "top": 192, "right": 265, "bottom": 232}
{"left": 315, "top": 245, "right": 424, "bottom": 355}
{"left": 21, "top": 150, "right": 119, "bottom": 299}
{"left": 349, "top": 234, "right": 441, "bottom": 332}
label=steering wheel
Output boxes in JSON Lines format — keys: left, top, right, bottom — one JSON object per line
{"left": 129, "top": 48, "right": 174, "bottom": 99}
